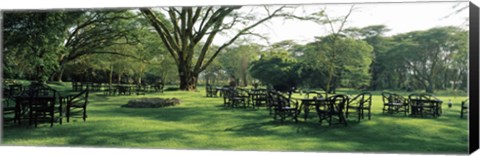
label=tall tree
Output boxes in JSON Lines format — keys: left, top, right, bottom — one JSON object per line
{"left": 292, "top": 5, "right": 359, "bottom": 94}
{"left": 299, "top": 35, "right": 373, "bottom": 93}
{"left": 249, "top": 51, "right": 300, "bottom": 92}
{"left": 140, "top": 6, "right": 286, "bottom": 90}
{"left": 3, "top": 11, "right": 81, "bottom": 82}
{"left": 344, "top": 25, "right": 392, "bottom": 90}
{"left": 389, "top": 26, "right": 467, "bottom": 93}
{"left": 218, "top": 42, "right": 262, "bottom": 87}
{"left": 53, "top": 10, "right": 141, "bottom": 81}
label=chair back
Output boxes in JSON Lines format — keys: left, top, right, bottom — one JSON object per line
{"left": 303, "top": 90, "right": 327, "bottom": 99}
{"left": 349, "top": 92, "right": 372, "bottom": 108}
{"left": 4, "top": 84, "right": 24, "bottom": 98}
{"left": 462, "top": 98, "right": 469, "bottom": 108}
{"left": 381, "top": 92, "right": 392, "bottom": 105}
{"left": 70, "top": 87, "right": 90, "bottom": 107}
{"left": 327, "top": 94, "right": 348, "bottom": 114}
{"left": 408, "top": 93, "right": 423, "bottom": 107}
{"left": 276, "top": 94, "right": 291, "bottom": 109}
{"left": 31, "top": 87, "right": 58, "bottom": 111}
{"left": 266, "top": 90, "right": 280, "bottom": 107}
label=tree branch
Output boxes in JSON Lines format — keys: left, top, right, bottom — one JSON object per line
{"left": 199, "top": 6, "right": 285, "bottom": 72}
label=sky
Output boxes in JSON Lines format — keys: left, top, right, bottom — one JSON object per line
{"left": 0, "top": 0, "right": 470, "bottom": 47}
{"left": 212, "top": 1, "right": 470, "bottom": 45}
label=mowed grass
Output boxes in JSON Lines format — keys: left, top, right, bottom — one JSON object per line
{"left": 1, "top": 83, "right": 469, "bottom": 154}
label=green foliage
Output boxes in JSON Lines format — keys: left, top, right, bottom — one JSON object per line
{"left": 384, "top": 27, "right": 468, "bottom": 93}
{"left": 218, "top": 43, "right": 262, "bottom": 86}
{"left": 249, "top": 51, "right": 300, "bottom": 91}
{"left": 3, "top": 11, "right": 82, "bottom": 81}
{"left": 299, "top": 35, "right": 373, "bottom": 92}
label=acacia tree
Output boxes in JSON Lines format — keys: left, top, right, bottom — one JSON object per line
{"left": 140, "top": 6, "right": 286, "bottom": 90}
{"left": 53, "top": 10, "right": 141, "bottom": 81}
{"left": 3, "top": 11, "right": 81, "bottom": 82}
{"left": 291, "top": 5, "right": 360, "bottom": 94}
{"left": 344, "top": 25, "right": 393, "bottom": 90}
{"left": 218, "top": 42, "right": 262, "bottom": 87}
{"left": 395, "top": 27, "right": 467, "bottom": 93}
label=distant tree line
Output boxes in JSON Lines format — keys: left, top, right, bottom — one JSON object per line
{"left": 244, "top": 26, "right": 468, "bottom": 93}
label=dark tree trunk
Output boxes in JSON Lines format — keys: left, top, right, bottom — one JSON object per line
{"left": 242, "top": 73, "right": 248, "bottom": 87}
{"left": 54, "top": 59, "right": 68, "bottom": 82}
{"left": 109, "top": 65, "right": 113, "bottom": 89}
{"left": 178, "top": 67, "right": 198, "bottom": 91}
{"left": 426, "top": 82, "right": 434, "bottom": 93}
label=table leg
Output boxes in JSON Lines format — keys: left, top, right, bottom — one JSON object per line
{"left": 303, "top": 102, "right": 309, "bottom": 121}
{"left": 59, "top": 97, "right": 63, "bottom": 125}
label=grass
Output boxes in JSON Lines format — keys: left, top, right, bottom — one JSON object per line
{"left": 1, "top": 82, "right": 469, "bottom": 154}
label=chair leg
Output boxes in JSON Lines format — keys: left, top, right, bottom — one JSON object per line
{"left": 34, "top": 111, "right": 38, "bottom": 128}
{"left": 50, "top": 111, "right": 54, "bottom": 127}
{"left": 66, "top": 106, "right": 70, "bottom": 123}
{"left": 346, "top": 107, "right": 349, "bottom": 118}
{"left": 29, "top": 109, "right": 33, "bottom": 126}
{"left": 358, "top": 109, "right": 361, "bottom": 122}
{"left": 83, "top": 106, "right": 87, "bottom": 122}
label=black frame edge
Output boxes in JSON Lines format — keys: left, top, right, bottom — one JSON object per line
{"left": 469, "top": 1, "right": 480, "bottom": 154}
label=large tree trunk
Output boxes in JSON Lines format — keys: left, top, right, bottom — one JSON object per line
{"left": 426, "top": 79, "right": 434, "bottom": 93}
{"left": 54, "top": 60, "right": 68, "bottom": 82}
{"left": 178, "top": 67, "right": 198, "bottom": 91}
{"left": 241, "top": 72, "right": 248, "bottom": 87}
{"left": 55, "top": 67, "right": 65, "bottom": 82}
{"left": 109, "top": 65, "right": 113, "bottom": 89}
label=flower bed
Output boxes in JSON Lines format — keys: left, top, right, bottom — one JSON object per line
{"left": 121, "top": 98, "right": 180, "bottom": 108}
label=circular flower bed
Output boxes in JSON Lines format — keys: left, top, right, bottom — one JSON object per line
{"left": 121, "top": 98, "right": 181, "bottom": 108}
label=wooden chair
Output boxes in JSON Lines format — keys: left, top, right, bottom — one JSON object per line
{"left": 249, "top": 89, "right": 268, "bottom": 109}
{"left": 205, "top": 85, "right": 217, "bottom": 97}
{"left": 5, "top": 84, "right": 24, "bottom": 97}
{"left": 382, "top": 92, "right": 409, "bottom": 116}
{"left": 317, "top": 94, "right": 348, "bottom": 126}
{"left": 66, "top": 88, "right": 90, "bottom": 122}
{"left": 420, "top": 93, "right": 442, "bottom": 117}
{"left": 2, "top": 96, "right": 17, "bottom": 123}
{"left": 153, "top": 83, "right": 164, "bottom": 93}
{"left": 346, "top": 92, "right": 372, "bottom": 121}
{"left": 3, "top": 85, "right": 22, "bottom": 123}
{"left": 460, "top": 98, "right": 468, "bottom": 118}
{"left": 220, "top": 87, "right": 231, "bottom": 107}
{"left": 272, "top": 92, "right": 299, "bottom": 123}
{"left": 29, "top": 87, "right": 59, "bottom": 127}
{"left": 135, "top": 84, "right": 146, "bottom": 95}
{"left": 266, "top": 90, "right": 278, "bottom": 115}
{"left": 227, "top": 88, "right": 249, "bottom": 108}
{"left": 408, "top": 93, "right": 442, "bottom": 118}
{"left": 302, "top": 90, "right": 327, "bottom": 99}
{"left": 72, "top": 81, "right": 80, "bottom": 91}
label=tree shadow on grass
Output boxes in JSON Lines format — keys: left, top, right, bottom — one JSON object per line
{"left": 221, "top": 115, "right": 467, "bottom": 154}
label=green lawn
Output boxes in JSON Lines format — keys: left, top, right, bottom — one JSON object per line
{"left": 1, "top": 83, "right": 468, "bottom": 154}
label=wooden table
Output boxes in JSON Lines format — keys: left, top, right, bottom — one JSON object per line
{"left": 248, "top": 92, "right": 268, "bottom": 109}
{"left": 116, "top": 85, "right": 132, "bottom": 95}
{"left": 13, "top": 92, "right": 77, "bottom": 126}
{"left": 409, "top": 99, "right": 443, "bottom": 118}
{"left": 295, "top": 97, "right": 327, "bottom": 121}
{"left": 14, "top": 95, "right": 60, "bottom": 126}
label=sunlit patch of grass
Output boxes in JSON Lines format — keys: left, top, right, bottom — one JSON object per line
{"left": 1, "top": 83, "right": 469, "bottom": 154}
